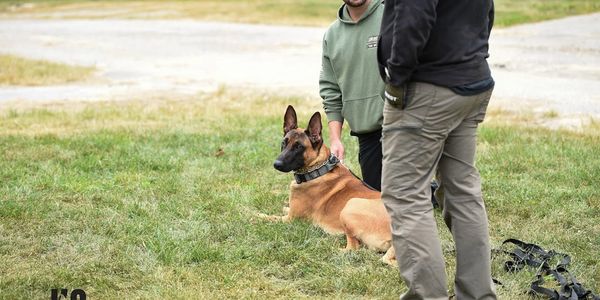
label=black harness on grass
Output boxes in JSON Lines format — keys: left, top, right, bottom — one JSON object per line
{"left": 500, "top": 239, "right": 600, "bottom": 300}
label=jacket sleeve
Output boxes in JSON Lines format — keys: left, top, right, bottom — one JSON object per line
{"left": 386, "top": 0, "right": 439, "bottom": 87}
{"left": 488, "top": 1, "right": 495, "bottom": 35}
{"left": 319, "top": 38, "right": 344, "bottom": 123}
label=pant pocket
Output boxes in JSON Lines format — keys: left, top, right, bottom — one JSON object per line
{"left": 473, "top": 88, "right": 493, "bottom": 123}
{"left": 382, "top": 82, "right": 435, "bottom": 131}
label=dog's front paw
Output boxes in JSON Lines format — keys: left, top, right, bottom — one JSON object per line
{"left": 381, "top": 255, "right": 398, "bottom": 267}
{"left": 381, "top": 247, "right": 398, "bottom": 267}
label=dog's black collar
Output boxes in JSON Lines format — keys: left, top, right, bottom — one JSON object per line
{"left": 293, "top": 154, "right": 340, "bottom": 184}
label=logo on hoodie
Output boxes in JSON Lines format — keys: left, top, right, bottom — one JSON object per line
{"left": 367, "top": 35, "right": 379, "bottom": 49}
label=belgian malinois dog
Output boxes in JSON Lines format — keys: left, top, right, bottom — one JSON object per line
{"left": 258, "top": 105, "right": 396, "bottom": 266}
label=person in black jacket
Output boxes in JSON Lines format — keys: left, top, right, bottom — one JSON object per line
{"left": 377, "top": 0, "right": 497, "bottom": 299}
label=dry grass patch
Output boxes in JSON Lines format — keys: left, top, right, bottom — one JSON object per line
{"left": 0, "top": 87, "right": 319, "bottom": 137}
{"left": 1, "top": 0, "right": 599, "bottom": 26}
{"left": 0, "top": 54, "right": 94, "bottom": 86}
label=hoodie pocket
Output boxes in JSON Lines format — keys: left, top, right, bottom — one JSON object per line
{"left": 341, "top": 95, "right": 384, "bottom": 134}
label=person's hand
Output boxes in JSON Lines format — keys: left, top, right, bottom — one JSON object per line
{"left": 329, "top": 138, "right": 345, "bottom": 162}
{"left": 384, "top": 83, "right": 407, "bottom": 109}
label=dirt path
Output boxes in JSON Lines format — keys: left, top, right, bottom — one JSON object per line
{"left": 1, "top": 14, "right": 599, "bottom": 127}
{"left": 488, "top": 13, "right": 600, "bottom": 127}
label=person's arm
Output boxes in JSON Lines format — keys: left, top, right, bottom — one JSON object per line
{"left": 319, "top": 37, "right": 345, "bottom": 160}
{"left": 327, "top": 120, "right": 344, "bottom": 161}
{"left": 385, "top": 0, "right": 439, "bottom": 88}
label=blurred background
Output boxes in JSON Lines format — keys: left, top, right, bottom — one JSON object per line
{"left": 1, "top": 0, "right": 599, "bottom": 127}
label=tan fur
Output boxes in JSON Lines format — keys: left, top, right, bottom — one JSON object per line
{"left": 260, "top": 116, "right": 396, "bottom": 266}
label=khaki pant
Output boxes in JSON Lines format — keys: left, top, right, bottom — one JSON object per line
{"left": 381, "top": 82, "right": 496, "bottom": 300}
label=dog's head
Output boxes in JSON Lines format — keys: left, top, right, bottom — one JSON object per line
{"left": 273, "top": 105, "right": 326, "bottom": 173}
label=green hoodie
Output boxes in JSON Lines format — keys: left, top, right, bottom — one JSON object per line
{"left": 319, "top": 0, "right": 385, "bottom": 135}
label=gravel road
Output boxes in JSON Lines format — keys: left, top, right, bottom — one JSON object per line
{"left": 1, "top": 14, "right": 599, "bottom": 127}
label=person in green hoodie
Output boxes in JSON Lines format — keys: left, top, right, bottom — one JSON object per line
{"left": 320, "top": 0, "right": 385, "bottom": 190}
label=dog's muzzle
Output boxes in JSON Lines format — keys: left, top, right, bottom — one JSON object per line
{"left": 273, "top": 159, "right": 286, "bottom": 172}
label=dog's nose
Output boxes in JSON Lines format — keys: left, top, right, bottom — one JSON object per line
{"left": 273, "top": 159, "right": 285, "bottom": 171}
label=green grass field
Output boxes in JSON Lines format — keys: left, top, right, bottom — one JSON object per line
{"left": 0, "top": 55, "right": 94, "bottom": 86}
{"left": 0, "top": 91, "right": 598, "bottom": 298}
{"left": 1, "top": 0, "right": 599, "bottom": 26}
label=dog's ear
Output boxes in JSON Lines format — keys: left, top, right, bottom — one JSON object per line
{"left": 283, "top": 105, "right": 297, "bottom": 135}
{"left": 306, "top": 112, "right": 322, "bottom": 148}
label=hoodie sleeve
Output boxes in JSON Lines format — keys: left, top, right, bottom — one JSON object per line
{"left": 319, "top": 37, "right": 344, "bottom": 123}
{"left": 386, "top": 0, "right": 439, "bottom": 87}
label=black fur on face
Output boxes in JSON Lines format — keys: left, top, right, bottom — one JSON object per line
{"left": 273, "top": 131, "right": 306, "bottom": 172}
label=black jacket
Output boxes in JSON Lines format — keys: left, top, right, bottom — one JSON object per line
{"left": 377, "top": 0, "right": 494, "bottom": 88}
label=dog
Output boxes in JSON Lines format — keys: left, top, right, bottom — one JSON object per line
{"left": 258, "top": 105, "right": 396, "bottom": 266}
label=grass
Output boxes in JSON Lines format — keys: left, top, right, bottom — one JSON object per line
{"left": 0, "top": 55, "right": 94, "bottom": 86}
{"left": 1, "top": 0, "right": 599, "bottom": 27}
{"left": 0, "top": 0, "right": 340, "bottom": 26}
{"left": 494, "top": 0, "right": 600, "bottom": 26}
{"left": 0, "top": 90, "right": 598, "bottom": 299}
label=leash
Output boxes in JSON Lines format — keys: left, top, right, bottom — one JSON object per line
{"left": 292, "top": 155, "right": 377, "bottom": 192}
{"left": 345, "top": 165, "right": 379, "bottom": 191}
{"left": 293, "top": 155, "right": 439, "bottom": 198}
{"left": 498, "top": 239, "right": 600, "bottom": 300}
